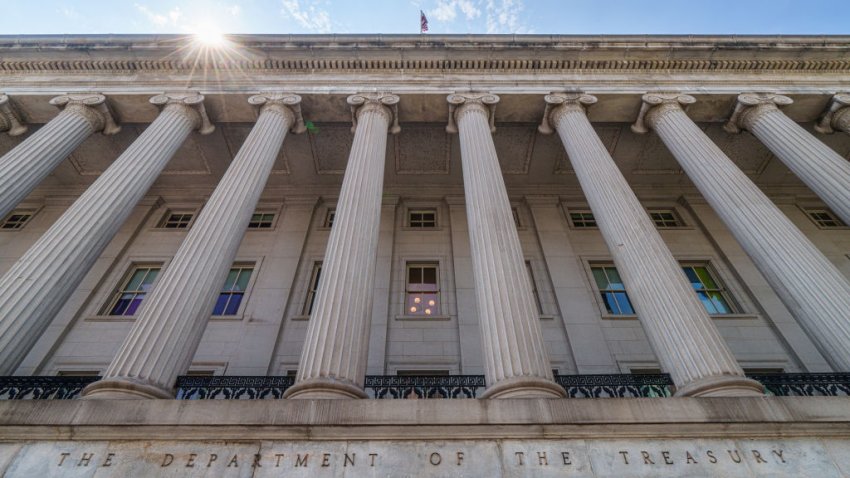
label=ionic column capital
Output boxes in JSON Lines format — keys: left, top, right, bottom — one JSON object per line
{"left": 815, "top": 93, "right": 850, "bottom": 134}
{"left": 446, "top": 92, "right": 499, "bottom": 134}
{"left": 723, "top": 93, "right": 793, "bottom": 134}
{"left": 49, "top": 93, "right": 120, "bottom": 135}
{"left": 149, "top": 92, "right": 214, "bottom": 135}
{"left": 631, "top": 93, "right": 696, "bottom": 134}
{"left": 347, "top": 92, "right": 400, "bottom": 134}
{"left": 538, "top": 92, "right": 597, "bottom": 134}
{"left": 0, "top": 95, "right": 27, "bottom": 136}
{"left": 248, "top": 93, "right": 306, "bottom": 133}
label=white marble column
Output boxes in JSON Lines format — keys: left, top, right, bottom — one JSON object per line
{"left": 0, "top": 93, "right": 212, "bottom": 376}
{"left": 816, "top": 94, "right": 850, "bottom": 135}
{"left": 0, "top": 94, "right": 119, "bottom": 220}
{"left": 83, "top": 94, "right": 302, "bottom": 399}
{"left": 283, "top": 93, "right": 400, "bottom": 399}
{"left": 447, "top": 93, "right": 566, "bottom": 398}
{"left": 725, "top": 93, "right": 850, "bottom": 225}
{"left": 541, "top": 93, "right": 761, "bottom": 396}
{"left": 633, "top": 93, "right": 850, "bottom": 372}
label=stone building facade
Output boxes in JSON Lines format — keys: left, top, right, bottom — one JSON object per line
{"left": 0, "top": 34, "right": 850, "bottom": 476}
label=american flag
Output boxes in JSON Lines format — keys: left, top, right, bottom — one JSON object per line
{"left": 420, "top": 10, "right": 429, "bottom": 33}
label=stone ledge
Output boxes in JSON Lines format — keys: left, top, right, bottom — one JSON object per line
{"left": 1, "top": 397, "right": 849, "bottom": 441}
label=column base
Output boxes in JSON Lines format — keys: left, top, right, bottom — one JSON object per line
{"left": 81, "top": 377, "right": 174, "bottom": 400}
{"left": 479, "top": 376, "right": 567, "bottom": 399}
{"left": 283, "top": 377, "right": 368, "bottom": 399}
{"left": 674, "top": 374, "right": 764, "bottom": 397}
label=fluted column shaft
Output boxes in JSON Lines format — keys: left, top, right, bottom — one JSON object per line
{"left": 640, "top": 94, "right": 850, "bottom": 371}
{"left": 728, "top": 94, "right": 850, "bottom": 225}
{"left": 0, "top": 94, "right": 210, "bottom": 375}
{"left": 545, "top": 94, "right": 760, "bottom": 396}
{"left": 83, "top": 95, "right": 300, "bottom": 399}
{"left": 449, "top": 93, "right": 565, "bottom": 399}
{"left": 0, "top": 94, "right": 119, "bottom": 220}
{"left": 283, "top": 93, "right": 398, "bottom": 399}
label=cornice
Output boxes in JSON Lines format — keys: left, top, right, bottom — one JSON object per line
{"left": 1, "top": 35, "right": 849, "bottom": 75}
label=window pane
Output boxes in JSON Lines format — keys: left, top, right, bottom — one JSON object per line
{"left": 613, "top": 292, "right": 634, "bottom": 314}
{"left": 708, "top": 291, "right": 731, "bottom": 314}
{"left": 224, "top": 294, "right": 243, "bottom": 315}
{"left": 683, "top": 267, "right": 701, "bottom": 289}
{"left": 694, "top": 266, "right": 718, "bottom": 289}
{"left": 409, "top": 267, "right": 421, "bottom": 284}
{"left": 212, "top": 294, "right": 229, "bottom": 315}
{"left": 234, "top": 269, "right": 252, "bottom": 291}
{"left": 125, "top": 270, "right": 147, "bottom": 292}
{"left": 601, "top": 292, "right": 616, "bottom": 314}
{"left": 606, "top": 268, "right": 625, "bottom": 290}
{"left": 422, "top": 266, "right": 437, "bottom": 285}
{"left": 110, "top": 295, "right": 132, "bottom": 315}
{"left": 140, "top": 268, "right": 159, "bottom": 287}
{"left": 696, "top": 291, "right": 717, "bottom": 314}
{"left": 222, "top": 269, "right": 238, "bottom": 290}
{"left": 592, "top": 268, "right": 609, "bottom": 289}
{"left": 125, "top": 296, "right": 145, "bottom": 315}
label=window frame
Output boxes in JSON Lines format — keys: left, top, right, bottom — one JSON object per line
{"left": 247, "top": 208, "right": 279, "bottom": 230}
{"left": 320, "top": 207, "right": 336, "bottom": 229}
{"left": 101, "top": 263, "right": 164, "bottom": 317}
{"left": 407, "top": 208, "right": 438, "bottom": 229}
{"left": 404, "top": 262, "right": 442, "bottom": 318}
{"left": 680, "top": 262, "right": 740, "bottom": 315}
{"left": 589, "top": 263, "right": 636, "bottom": 317}
{"left": 647, "top": 208, "right": 686, "bottom": 228}
{"left": 0, "top": 209, "right": 37, "bottom": 230}
{"left": 156, "top": 209, "right": 197, "bottom": 230}
{"left": 211, "top": 263, "right": 256, "bottom": 318}
{"left": 802, "top": 207, "right": 847, "bottom": 229}
{"left": 301, "top": 261, "right": 323, "bottom": 317}
{"left": 568, "top": 209, "right": 598, "bottom": 229}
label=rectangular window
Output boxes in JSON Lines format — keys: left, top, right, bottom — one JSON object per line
{"left": 406, "top": 263, "right": 440, "bottom": 316}
{"left": 158, "top": 211, "right": 194, "bottom": 229}
{"left": 302, "top": 262, "right": 323, "bottom": 315}
{"left": 525, "top": 261, "right": 543, "bottom": 314}
{"left": 408, "top": 209, "right": 437, "bottom": 228}
{"left": 248, "top": 212, "right": 275, "bottom": 229}
{"left": 106, "top": 265, "right": 161, "bottom": 316}
{"left": 591, "top": 265, "right": 635, "bottom": 315}
{"left": 569, "top": 211, "right": 597, "bottom": 228}
{"left": 1, "top": 211, "right": 34, "bottom": 230}
{"left": 806, "top": 209, "right": 846, "bottom": 228}
{"left": 649, "top": 209, "right": 683, "bottom": 228}
{"left": 681, "top": 264, "right": 735, "bottom": 314}
{"left": 512, "top": 207, "right": 522, "bottom": 228}
{"left": 323, "top": 208, "right": 336, "bottom": 228}
{"left": 212, "top": 265, "right": 253, "bottom": 316}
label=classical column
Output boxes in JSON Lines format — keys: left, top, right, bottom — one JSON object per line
{"left": 283, "top": 93, "right": 400, "bottom": 399}
{"left": 540, "top": 93, "right": 761, "bottom": 396}
{"left": 0, "top": 94, "right": 27, "bottom": 136}
{"left": 0, "top": 94, "right": 120, "bottom": 220}
{"left": 83, "top": 94, "right": 303, "bottom": 399}
{"left": 447, "top": 93, "right": 566, "bottom": 398}
{"left": 816, "top": 94, "right": 850, "bottom": 135}
{"left": 725, "top": 93, "right": 850, "bottom": 225}
{"left": 0, "top": 93, "right": 213, "bottom": 376}
{"left": 633, "top": 93, "right": 850, "bottom": 372}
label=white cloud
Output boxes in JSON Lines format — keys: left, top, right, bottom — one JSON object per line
{"left": 281, "top": 0, "right": 332, "bottom": 33}
{"left": 485, "top": 0, "right": 530, "bottom": 34}
{"left": 135, "top": 3, "right": 182, "bottom": 28}
{"left": 431, "top": 0, "right": 481, "bottom": 22}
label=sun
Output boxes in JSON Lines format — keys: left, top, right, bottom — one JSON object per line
{"left": 193, "top": 23, "right": 225, "bottom": 47}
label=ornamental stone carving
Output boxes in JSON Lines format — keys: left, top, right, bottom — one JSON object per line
{"left": 48, "top": 94, "right": 121, "bottom": 135}
{"left": 538, "top": 92, "right": 597, "bottom": 134}
{"left": 816, "top": 94, "right": 850, "bottom": 134}
{"left": 248, "top": 93, "right": 307, "bottom": 133}
{"left": 631, "top": 93, "right": 696, "bottom": 134}
{"left": 446, "top": 93, "right": 499, "bottom": 134}
{"left": 723, "top": 93, "right": 794, "bottom": 134}
{"left": 149, "top": 92, "right": 215, "bottom": 135}
{"left": 347, "top": 93, "right": 400, "bottom": 134}
{"left": 0, "top": 95, "right": 27, "bottom": 136}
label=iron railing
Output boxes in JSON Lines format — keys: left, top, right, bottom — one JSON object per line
{"left": 0, "top": 375, "right": 99, "bottom": 400}
{"left": 4, "top": 373, "right": 850, "bottom": 400}
{"left": 175, "top": 375, "right": 295, "bottom": 399}
{"left": 364, "top": 375, "right": 486, "bottom": 399}
{"left": 747, "top": 372, "right": 850, "bottom": 397}
{"left": 555, "top": 373, "right": 675, "bottom": 398}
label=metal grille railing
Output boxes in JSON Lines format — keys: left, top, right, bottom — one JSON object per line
{"left": 174, "top": 375, "right": 295, "bottom": 399}
{"left": 364, "top": 375, "right": 486, "bottom": 399}
{"left": 0, "top": 375, "right": 99, "bottom": 400}
{"left": 555, "top": 373, "right": 674, "bottom": 398}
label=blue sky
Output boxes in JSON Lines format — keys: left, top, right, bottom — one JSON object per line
{"left": 3, "top": 0, "right": 848, "bottom": 35}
